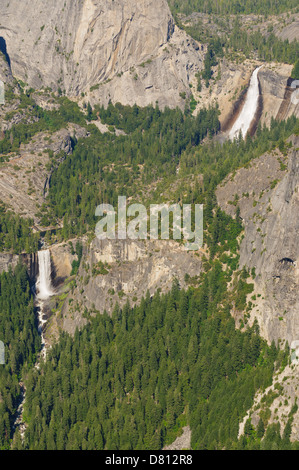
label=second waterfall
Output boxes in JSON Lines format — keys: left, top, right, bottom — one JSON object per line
{"left": 229, "top": 65, "right": 263, "bottom": 140}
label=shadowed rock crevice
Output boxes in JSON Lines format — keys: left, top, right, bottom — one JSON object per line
{"left": 279, "top": 257, "right": 296, "bottom": 267}
{"left": 0, "top": 37, "right": 11, "bottom": 67}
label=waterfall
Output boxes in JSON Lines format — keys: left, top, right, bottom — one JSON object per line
{"left": 13, "top": 249, "right": 54, "bottom": 439}
{"left": 36, "top": 250, "right": 54, "bottom": 300}
{"left": 229, "top": 66, "right": 263, "bottom": 140}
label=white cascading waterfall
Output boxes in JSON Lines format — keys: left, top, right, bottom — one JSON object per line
{"left": 36, "top": 249, "right": 54, "bottom": 300}
{"left": 229, "top": 65, "right": 263, "bottom": 140}
{"left": 36, "top": 249, "right": 54, "bottom": 359}
{"left": 13, "top": 249, "right": 55, "bottom": 439}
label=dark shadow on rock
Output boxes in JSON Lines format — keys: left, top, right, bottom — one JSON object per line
{"left": 0, "top": 37, "right": 11, "bottom": 67}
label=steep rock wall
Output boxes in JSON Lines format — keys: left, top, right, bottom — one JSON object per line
{"left": 60, "top": 238, "right": 203, "bottom": 335}
{"left": 0, "top": 251, "right": 38, "bottom": 280}
{"left": 0, "top": 0, "right": 203, "bottom": 109}
{"left": 216, "top": 136, "right": 299, "bottom": 346}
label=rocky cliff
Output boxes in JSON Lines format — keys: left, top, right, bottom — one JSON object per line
{"left": 0, "top": 251, "right": 38, "bottom": 280}
{"left": 0, "top": 0, "right": 203, "bottom": 109}
{"left": 259, "top": 65, "right": 299, "bottom": 126}
{"left": 239, "top": 362, "right": 299, "bottom": 442}
{"left": 0, "top": 124, "right": 88, "bottom": 223}
{"left": 191, "top": 60, "right": 299, "bottom": 131}
{"left": 58, "top": 238, "right": 203, "bottom": 335}
{"left": 1, "top": 1, "right": 298, "bottom": 129}
{"left": 216, "top": 135, "right": 299, "bottom": 347}
{"left": 0, "top": 50, "right": 13, "bottom": 86}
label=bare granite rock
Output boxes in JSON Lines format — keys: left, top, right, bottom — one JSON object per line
{"left": 259, "top": 64, "right": 299, "bottom": 126}
{"left": 239, "top": 363, "right": 299, "bottom": 442}
{"left": 216, "top": 135, "right": 299, "bottom": 347}
{"left": 60, "top": 238, "right": 203, "bottom": 335}
{"left": 190, "top": 60, "right": 299, "bottom": 130}
{"left": 163, "top": 426, "right": 191, "bottom": 450}
{"left": 0, "top": 0, "right": 203, "bottom": 109}
{"left": 0, "top": 124, "right": 88, "bottom": 223}
{"left": 0, "top": 252, "right": 19, "bottom": 273}
{"left": 0, "top": 51, "right": 13, "bottom": 85}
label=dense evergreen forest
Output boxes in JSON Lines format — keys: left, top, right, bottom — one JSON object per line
{"left": 180, "top": 116, "right": 299, "bottom": 192}
{"left": 45, "top": 102, "right": 220, "bottom": 238}
{"left": 0, "top": 202, "right": 39, "bottom": 254}
{"left": 17, "top": 271, "right": 295, "bottom": 450}
{"left": 0, "top": 92, "right": 87, "bottom": 254}
{"left": 16, "top": 103, "right": 298, "bottom": 449}
{"left": 1, "top": 31, "right": 299, "bottom": 448}
{"left": 2, "top": 215, "right": 298, "bottom": 450}
{"left": 45, "top": 107, "right": 298, "bottom": 246}
{"left": 183, "top": 17, "right": 299, "bottom": 68}
{"left": 167, "top": 1, "right": 299, "bottom": 71}
{"left": 292, "top": 59, "right": 299, "bottom": 79}
{"left": 0, "top": 93, "right": 85, "bottom": 156}
{"left": 2, "top": 100, "right": 298, "bottom": 254}
{"left": 0, "top": 264, "right": 40, "bottom": 449}
{"left": 168, "top": 0, "right": 299, "bottom": 16}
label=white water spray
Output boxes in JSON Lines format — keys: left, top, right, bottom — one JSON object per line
{"left": 36, "top": 249, "right": 54, "bottom": 356}
{"left": 13, "top": 250, "right": 54, "bottom": 439}
{"left": 229, "top": 66, "right": 263, "bottom": 140}
{"left": 36, "top": 250, "right": 54, "bottom": 300}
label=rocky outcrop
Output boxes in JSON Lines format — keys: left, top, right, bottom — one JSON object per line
{"left": 0, "top": 124, "right": 88, "bottom": 223}
{"left": 0, "top": 52, "right": 20, "bottom": 127}
{"left": 0, "top": 251, "right": 38, "bottom": 280}
{"left": 1, "top": 1, "right": 297, "bottom": 122}
{"left": 0, "top": 0, "right": 203, "bottom": 109}
{"left": 191, "top": 60, "right": 299, "bottom": 132}
{"left": 182, "top": 12, "right": 299, "bottom": 45}
{"left": 242, "top": 13, "right": 299, "bottom": 43}
{"left": 0, "top": 252, "right": 19, "bottom": 274}
{"left": 50, "top": 241, "right": 77, "bottom": 285}
{"left": 163, "top": 426, "right": 191, "bottom": 450}
{"left": 192, "top": 59, "right": 253, "bottom": 128}
{"left": 275, "top": 19, "right": 299, "bottom": 43}
{"left": 0, "top": 50, "right": 13, "bottom": 86}
{"left": 259, "top": 65, "right": 299, "bottom": 126}
{"left": 216, "top": 135, "right": 299, "bottom": 347}
{"left": 60, "top": 238, "right": 203, "bottom": 335}
{"left": 239, "top": 363, "right": 299, "bottom": 442}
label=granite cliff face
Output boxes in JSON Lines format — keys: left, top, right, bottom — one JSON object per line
{"left": 0, "top": 124, "right": 88, "bottom": 223}
{"left": 239, "top": 362, "right": 299, "bottom": 442}
{"left": 57, "top": 238, "right": 203, "bottom": 335}
{"left": 0, "top": 50, "right": 13, "bottom": 86}
{"left": 191, "top": 60, "right": 299, "bottom": 131}
{"left": 216, "top": 135, "right": 299, "bottom": 347}
{"left": 259, "top": 65, "right": 299, "bottom": 126}
{"left": 1, "top": 1, "right": 298, "bottom": 123}
{"left": 0, "top": 0, "right": 202, "bottom": 109}
{"left": 0, "top": 251, "right": 38, "bottom": 280}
